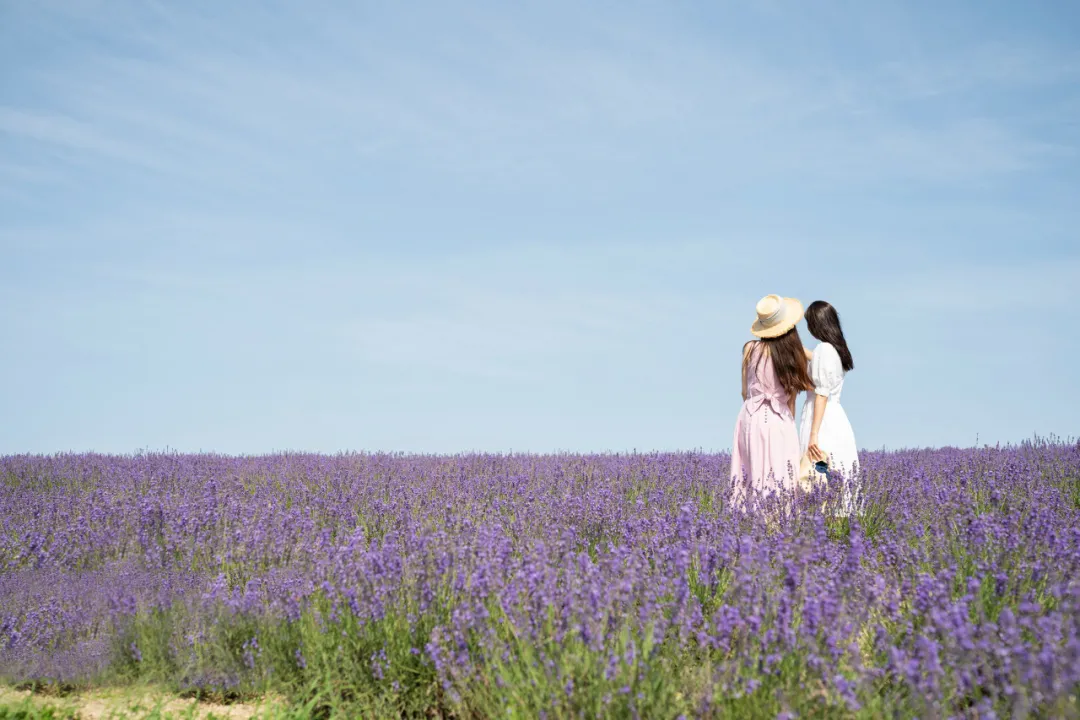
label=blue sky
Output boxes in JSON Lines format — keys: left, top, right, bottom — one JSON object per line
{"left": 1, "top": 0, "right": 1078, "bottom": 455}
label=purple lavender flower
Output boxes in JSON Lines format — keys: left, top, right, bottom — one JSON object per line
{"left": 0, "top": 443, "right": 1078, "bottom": 716}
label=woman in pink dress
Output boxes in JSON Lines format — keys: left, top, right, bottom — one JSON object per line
{"left": 730, "top": 294, "right": 814, "bottom": 509}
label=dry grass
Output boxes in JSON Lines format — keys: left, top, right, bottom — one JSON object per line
{"left": 0, "top": 686, "right": 288, "bottom": 719}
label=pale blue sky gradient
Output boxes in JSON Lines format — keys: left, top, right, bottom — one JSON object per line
{"left": 2, "top": 0, "right": 1078, "bottom": 454}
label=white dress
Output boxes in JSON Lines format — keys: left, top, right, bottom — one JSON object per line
{"left": 799, "top": 343, "right": 860, "bottom": 514}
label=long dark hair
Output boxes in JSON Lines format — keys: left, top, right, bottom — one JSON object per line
{"left": 805, "top": 300, "right": 854, "bottom": 372}
{"left": 753, "top": 326, "right": 814, "bottom": 398}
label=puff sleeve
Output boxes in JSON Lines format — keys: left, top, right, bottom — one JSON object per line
{"left": 810, "top": 343, "right": 844, "bottom": 398}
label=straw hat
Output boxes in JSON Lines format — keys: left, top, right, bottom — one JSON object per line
{"left": 751, "top": 294, "right": 804, "bottom": 338}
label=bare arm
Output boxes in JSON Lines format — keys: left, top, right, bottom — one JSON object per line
{"left": 808, "top": 394, "right": 828, "bottom": 461}
{"left": 741, "top": 342, "right": 753, "bottom": 401}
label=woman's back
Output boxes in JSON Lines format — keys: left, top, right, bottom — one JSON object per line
{"left": 800, "top": 299, "right": 859, "bottom": 515}
{"left": 744, "top": 343, "right": 793, "bottom": 417}
{"left": 732, "top": 341, "right": 802, "bottom": 505}
{"left": 731, "top": 295, "right": 811, "bottom": 508}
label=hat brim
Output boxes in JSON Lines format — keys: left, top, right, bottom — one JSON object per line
{"left": 750, "top": 297, "right": 804, "bottom": 338}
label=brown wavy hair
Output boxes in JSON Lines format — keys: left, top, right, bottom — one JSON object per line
{"left": 747, "top": 326, "right": 814, "bottom": 400}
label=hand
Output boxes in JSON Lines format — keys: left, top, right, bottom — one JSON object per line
{"left": 808, "top": 439, "right": 826, "bottom": 463}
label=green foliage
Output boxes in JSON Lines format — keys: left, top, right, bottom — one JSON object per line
{"left": 0, "top": 701, "right": 78, "bottom": 720}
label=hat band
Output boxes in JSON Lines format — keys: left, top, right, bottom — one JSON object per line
{"left": 760, "top": 303, "right": 786, "bottom": 327}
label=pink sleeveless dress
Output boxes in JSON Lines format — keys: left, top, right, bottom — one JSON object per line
{"left": 730, "top": 343, "right": 801, "bottom": 507}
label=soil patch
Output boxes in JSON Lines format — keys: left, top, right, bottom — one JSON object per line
{"left": 0, "top": 686, "right": 287, "bottom": 719}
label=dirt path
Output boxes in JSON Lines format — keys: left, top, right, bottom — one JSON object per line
{"left": 0, "top": 686, "right": 288, "bottom": 719}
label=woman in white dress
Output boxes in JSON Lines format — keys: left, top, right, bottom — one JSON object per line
{"left": 800, "top": 301, "right": 859, "bottom": 515}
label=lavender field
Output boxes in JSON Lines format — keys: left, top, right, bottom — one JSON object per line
{"left": 2, "top": 442, "right": 1080, "bottom": 718}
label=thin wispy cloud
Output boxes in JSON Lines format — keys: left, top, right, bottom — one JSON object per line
{"left": 3, "top": 1, "right": 1075, "bottom": 197}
